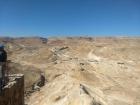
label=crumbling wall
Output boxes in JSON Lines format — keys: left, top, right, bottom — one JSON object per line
{"left": 0, "top": 74, "right": 24, "bottom": 105}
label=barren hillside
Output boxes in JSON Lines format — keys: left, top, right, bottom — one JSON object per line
{"left": 1, "top": 37, "right": 140, "bottom": 105}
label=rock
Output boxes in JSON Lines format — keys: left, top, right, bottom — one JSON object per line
{"left": 117, "top": 62, "right": 125, "bottom": 65}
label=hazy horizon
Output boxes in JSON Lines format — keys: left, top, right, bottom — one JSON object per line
{"left": 0, "top": 34, "right": 140, "bottom": 38}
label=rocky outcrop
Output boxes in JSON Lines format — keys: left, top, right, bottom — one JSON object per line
{"left": 0, "top": 74, "right": 24, "bottom": 105}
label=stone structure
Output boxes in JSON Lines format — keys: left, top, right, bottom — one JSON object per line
{"left": 0, "top": 74, "right": 24, "bottom": 105}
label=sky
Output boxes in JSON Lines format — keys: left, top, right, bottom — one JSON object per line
{"left": 0, "top": 0, "right": 140, "bottom": 37}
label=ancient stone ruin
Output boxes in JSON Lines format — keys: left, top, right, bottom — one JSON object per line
{"left": 0, "top": 74, "right": 24, "bottom": 105}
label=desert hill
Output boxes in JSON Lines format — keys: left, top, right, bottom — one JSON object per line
{"left": 0, "top": 36, "right": 140, "bottom": 105}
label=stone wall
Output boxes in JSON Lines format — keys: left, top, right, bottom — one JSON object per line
{"left": 0, "top": 74, "right": 24, "bottom": 105}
